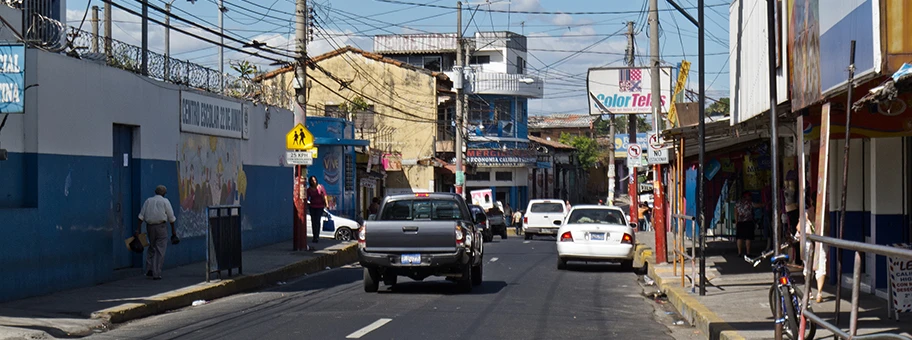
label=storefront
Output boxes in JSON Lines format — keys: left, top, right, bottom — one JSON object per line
{"left": 305, "top": 117, "right": 369, "bottom": 219}
{"left": 465, "top": 148, "right": 533, "bottom": 212}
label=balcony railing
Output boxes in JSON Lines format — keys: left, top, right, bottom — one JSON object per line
{"left": 465, "top": 72, "right": 543, "bottom": 98}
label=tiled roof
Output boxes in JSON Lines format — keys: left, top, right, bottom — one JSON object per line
{"left": 528, "top": 135, "right": 575, "bottom": 150}
{"left": 254, "top": 46, "right": 450, "bottom": 82}
{"left": 528, "top": 114, "right": 596, "bottom": 129}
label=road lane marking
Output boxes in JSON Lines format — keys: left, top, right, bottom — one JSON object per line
{"left": 490, "top": 257, "right": 499, "bottom": 262}
{"left": 523, "top": 241, "right": 531, "bottom": 244}
{"left": 346, "top": 318, "right": 392, "bottom": 339}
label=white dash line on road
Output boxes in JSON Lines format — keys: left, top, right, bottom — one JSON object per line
{"left": 523, "top": 241, "right": 531, "bottom": 244}
{"left": 346, "top": 318, "right": 393, "bottom": 339}
{"left": 490, "top": 257, "right": 499, "bottom": 262}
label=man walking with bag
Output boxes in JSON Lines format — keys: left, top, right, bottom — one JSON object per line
{"left": 137, "top": 185, "right": 178, "bottom": 280}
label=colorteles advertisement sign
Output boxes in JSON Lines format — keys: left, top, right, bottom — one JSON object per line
{"left": 587, "top": 67, "right": 674, "bottom": 115}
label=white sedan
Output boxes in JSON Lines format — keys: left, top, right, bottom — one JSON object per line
{"left": 556, "top": 205, "right": 637, "bottom": 270}
{"left": 306, "top": 209, "right": 361, "bottom": 241}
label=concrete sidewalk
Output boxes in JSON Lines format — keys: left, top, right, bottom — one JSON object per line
{"left": 0, "top": 240, "right": 358, "bottom": 339}
{"left": 635, "top": 231, "right": 912, "bottom": 340}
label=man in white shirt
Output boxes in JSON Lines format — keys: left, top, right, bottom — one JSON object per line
{"left": 136, "top": 185, "right": 177, "bottom": 280}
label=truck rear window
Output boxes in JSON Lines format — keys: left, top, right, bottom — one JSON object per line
{"left": 381, "top": 200, "right": 465, "bottom": 221}
{"left": 529, "top": 203, "right": 564, "bottom": 213}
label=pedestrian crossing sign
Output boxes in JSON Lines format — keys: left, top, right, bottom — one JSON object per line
{"left": 286, "top": 123, "right": 314, "bottom": 150}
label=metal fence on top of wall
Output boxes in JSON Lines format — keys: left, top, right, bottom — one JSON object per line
{"left": 66, "top": 27, "right": 292, "bottom": 110}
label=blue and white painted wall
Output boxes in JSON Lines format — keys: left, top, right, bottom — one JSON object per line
{"left": 0, "top": 48, "right": 292, "bottom": 302}
{"left": 826, "top": 137, "right": 910, "bottom": 296}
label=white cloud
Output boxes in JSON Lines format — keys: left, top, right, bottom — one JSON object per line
{"left": 551, "top": 13, "right": 573, "bottom": 26}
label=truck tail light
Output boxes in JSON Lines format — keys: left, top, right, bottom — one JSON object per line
{"left": 523, "top": 216, "right": 528, "bottom": 224}
{"left": 455, "top": 225, "right": 465, "bottom": 246}
{"left": 560, "top": 231, "right": 573, "bottom": 242}
{"left": 621, "top": 233, "right": 633, "bottom": 244}
{"left": 358, "top": 226, "right": 366, "bottom": 248}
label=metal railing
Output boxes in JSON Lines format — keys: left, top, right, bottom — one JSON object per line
{"left": 66, "top": 27, "right": 292, "bottom": 109}
{"left": 799, "top": 234, "right": 912, "bottom": 340}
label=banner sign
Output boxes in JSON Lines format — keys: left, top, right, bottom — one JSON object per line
{"left": 0, "top": 44, "right": 25, "bottom": 114}
{"left": 180, "top": 91, "right": 246, "bottom": 139}
{"left": 467, "top": 149, "right": 535, "bottom": 167}
{"left": 587, "top": 66, "right": 673, "bottom": 115}
{"left": 667, "top": 61, "right": 690, "bottom": 127}
{"left": 888, "top": 243, "right": 912, "bottom": 313}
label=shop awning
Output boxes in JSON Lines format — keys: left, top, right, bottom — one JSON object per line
{"left": 314, "top": 137, "right": 370, "bottom": 146}
{"left": 662, "top": 117, "right": 796, "bottom": 158}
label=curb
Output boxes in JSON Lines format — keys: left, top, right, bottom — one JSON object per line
{"left": 636, "top": 243, "right": 746, "bottom": 340}
{"left": 90, "top": 243, "right": 359, "bottom": 324}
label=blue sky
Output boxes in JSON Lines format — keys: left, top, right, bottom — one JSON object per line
{"left": 65, "top": 0, "right": 731, "bottom": 115}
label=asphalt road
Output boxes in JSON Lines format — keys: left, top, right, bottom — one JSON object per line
{"left": 88, "top": 237, "right": 682, "bottom": 340}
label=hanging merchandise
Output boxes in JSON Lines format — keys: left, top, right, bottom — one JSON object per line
{"left": 743, "top": 154, "right": 763, "bottom": 191}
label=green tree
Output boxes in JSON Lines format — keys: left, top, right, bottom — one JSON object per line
{"left": 230, "top": 60, "right": 259, "bottom": 79}
{"left": 594, "top": 115, "right": 652, "bottom": 135}
{"left": 706, "top": 97, "right": 730, "bottom": 116}
{"left": 559, "top": 132, "right": 600, "bottom": 170}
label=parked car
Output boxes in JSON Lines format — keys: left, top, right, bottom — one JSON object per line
{"left": 556, "top": 205, "right": 637, "bottom": 271}
{"left": 305, "top": 209, "right": 361, "bottom": 241}
{"left": 522, "top": 199, "right": 569, "bottom": 240}
{"left": 358, "top": 193, "right": 484, "bottom": 293}
{"left": 469, "top": 204, "right": 494, "bottom": 242}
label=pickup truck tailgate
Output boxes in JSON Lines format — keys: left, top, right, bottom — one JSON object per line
{"left": 365, "top": 221, "right": 458, "bottom": 253}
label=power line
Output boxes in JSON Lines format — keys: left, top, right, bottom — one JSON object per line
{"left": 376, "top": 0, "right": 728, "bottom": 15}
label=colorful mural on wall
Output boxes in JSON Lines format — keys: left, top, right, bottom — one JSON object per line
{"left": 177, "top": 134, "right": 247, "bottom": 237}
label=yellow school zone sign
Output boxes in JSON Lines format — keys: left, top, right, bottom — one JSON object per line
{"left": 286, "top": 123, "right": 314, "bottom": 150}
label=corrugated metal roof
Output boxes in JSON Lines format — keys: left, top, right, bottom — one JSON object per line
{"left": 528, "top": 135, "right": 575, "bottom": 150}
{"left": 528, "top": 114, "right": 596, "bottom": 129}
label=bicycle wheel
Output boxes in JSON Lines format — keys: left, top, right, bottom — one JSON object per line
{"left": 782, "top": 286, "right": 816, "bottom": 340}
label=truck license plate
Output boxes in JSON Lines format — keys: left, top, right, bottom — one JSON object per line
{"left": 400, "top": 254, "right": 421, "bottom": 264}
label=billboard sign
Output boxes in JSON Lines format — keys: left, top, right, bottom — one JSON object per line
{"left": 587, "top": 67, "right": 673, "bottom": 115}
{"left": 0, "top": 44, "right": 25, "bottom": 114}
{"left": 789, "top": 0, "right": 882, "bottom": 110}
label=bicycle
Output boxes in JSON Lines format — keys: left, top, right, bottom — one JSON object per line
{"left": 745, "top": 245, "right": 817, "bottom": 340}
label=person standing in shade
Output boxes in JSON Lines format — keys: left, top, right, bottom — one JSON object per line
{"left": 136, "top": 185, "right": 178, "bottom": 280}
{"left": 368, "top": 197, "right": 380, "bottom": 217}
{"left": 735, "top": 192, "right": 756, "bottom": 257}
{"left": 306, "top": 176, "right": 328, "bottom": 244}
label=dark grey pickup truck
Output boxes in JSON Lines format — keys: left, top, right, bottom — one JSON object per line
{"left": 358, "top": 193, "right": 484, "bottom": 293}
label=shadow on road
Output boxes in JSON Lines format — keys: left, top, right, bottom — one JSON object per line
{"left": 561, "top": 262, "right": 634, "bottom": 273}
{"left": 382, "top": 280, "right": 508, "bottom": 295}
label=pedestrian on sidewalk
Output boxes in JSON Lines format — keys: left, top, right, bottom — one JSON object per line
{"left": 735, "top": 192, "right": 756, "bottom": 257}
{"left": 306, "top": 176, "right": 328, "bottom": 244}
{"left": 137, "top": 185, "right": 178, "bottom": 280}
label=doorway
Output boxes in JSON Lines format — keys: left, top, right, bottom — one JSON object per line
{"left": 112, "top": 124, "right": 138, "bottom": 269}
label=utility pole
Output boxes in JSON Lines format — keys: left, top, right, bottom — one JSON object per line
{"left": 90, "top": 6, "right": 99, "bottom": 53}
{"left": 649, "top": 0, "right": 667, "bottom": 264}
{"left": 607, "top": 114, "right": 616, "bottom": 205}
{"left": 141, "top": 0, "right": 148, "bottom": 75}
{"left": 218, "top": 0, "right": 226, "bottom": 93}
{"left": 292, "top": 0, "right": 309, "bottom": 251}
{"left": 164, "top": 1, "right": 172, "bottom": 81}
{"left": 765, "top": 0, "right": 782, "bottom": 336}
{"left": 454, "top": 1, "right": 465, "bottom": 197}
{"left": 104, "top": 1, "right": 111, "bottom": 57}
{"left": 697, "top": 0, "right": 707, "bottom": 297}
{"left": 626, "top": 21, "right": 640, "bottom": 225}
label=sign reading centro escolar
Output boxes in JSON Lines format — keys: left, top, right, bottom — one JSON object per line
{"left": 587, "top": 67, "right": 674, "bottom": 115}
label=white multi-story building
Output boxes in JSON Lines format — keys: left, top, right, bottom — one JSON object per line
{"left": 374, "top": 31, "right": 544, "bottom": 209}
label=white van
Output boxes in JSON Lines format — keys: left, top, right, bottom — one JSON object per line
{"left": 522, "top": 199, "right": 569, "bottom": 240}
